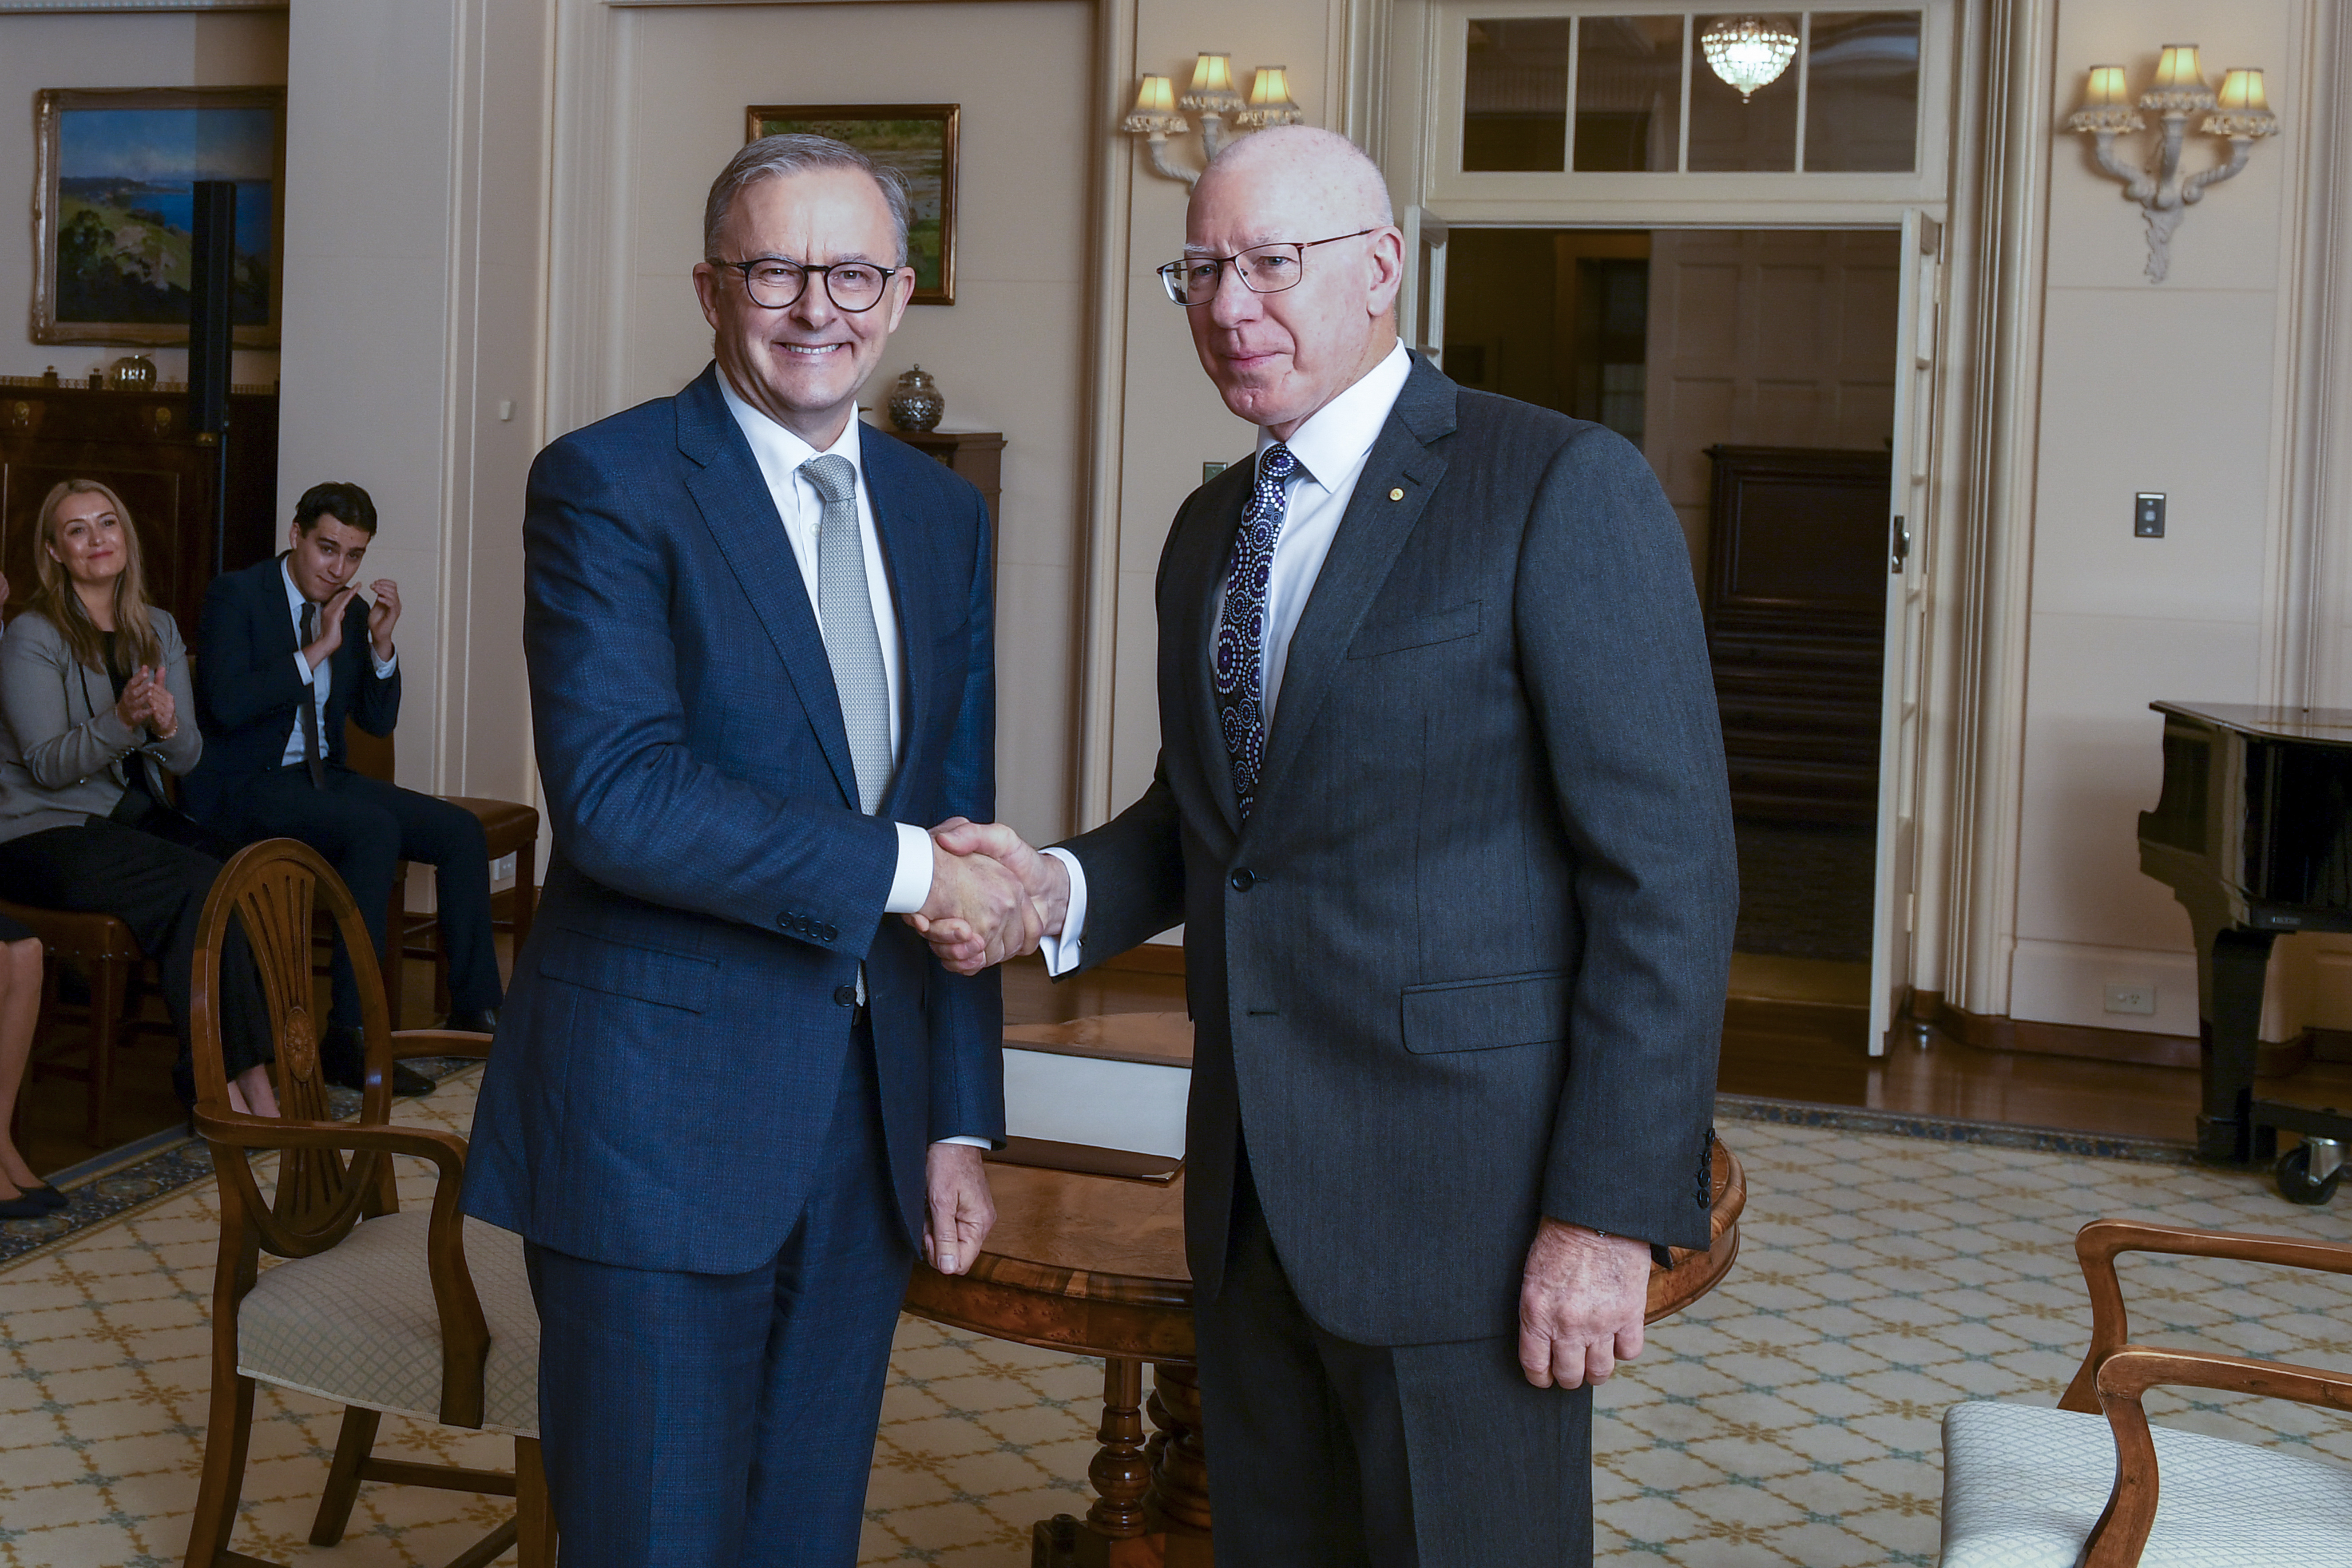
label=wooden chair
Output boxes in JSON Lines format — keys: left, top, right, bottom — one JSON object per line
{"left": 183, "top": 838, "right": 549, "bottom": 1568}
{"left": 1938, "top": 1218, "right": 2352, "bottom": 1566}
{"left": 342, "top": 722, "right": 539, "bottom": 1029}
{"left": 0, "top": 898, "right": 174, "bottom": 1145}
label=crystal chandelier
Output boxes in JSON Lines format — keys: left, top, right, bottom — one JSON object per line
{"left": 1701, "top": 15, "right": 1800, "bottom": 103}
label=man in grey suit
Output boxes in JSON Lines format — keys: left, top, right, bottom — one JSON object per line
{"left": 926, "top": 127, "right": 1736, "bottom": 1564}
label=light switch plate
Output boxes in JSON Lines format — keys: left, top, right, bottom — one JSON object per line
{"left": 2135, "top": 492, "right": 2166, "bottom": 537}
{"left": 2103, "top": 982, "right": 2157, "bottom": 1015}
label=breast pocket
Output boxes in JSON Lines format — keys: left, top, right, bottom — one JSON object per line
{"left": 1347, "top": 600, "right": 1482, "bottom": 660}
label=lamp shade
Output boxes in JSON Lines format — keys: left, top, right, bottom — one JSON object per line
{"left": 1700, "top": 15, "right": 1800, "bottom": 104}
{"left": 1182, "top": 51, "right": 1245, "bottom": 114}
{"left": 1133, "top": 75, "right": 1176, "bottom": 116}
{"left": 1235, "top": 65, "right": 1303, "bottom": 128}
{"left": 2082, "top": 65, "right": 2130, "bottom": 108}
{"left": 2216, "top": 68, "right": 2268, "bottom": 113}
{"left": 2151, "top": 44, "right": 2205, "bottom": 91}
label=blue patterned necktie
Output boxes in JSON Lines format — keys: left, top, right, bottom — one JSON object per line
{"left": 1214, "top": 443, "right": 1297, "bottom": 821}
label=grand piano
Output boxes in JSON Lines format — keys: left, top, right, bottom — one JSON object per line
{"left": 2138, "top": 703, "right": 2352, "bottom": 1195}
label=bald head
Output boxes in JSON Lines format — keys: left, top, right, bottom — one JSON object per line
{"left": 1192, "top": 126, "right": 1394, "bottom": 238}
{"left": 1181, "top": 128, "right": 1405, "bottom": 437}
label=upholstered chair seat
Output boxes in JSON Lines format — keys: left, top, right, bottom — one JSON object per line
{"left": 1941, "top": 1400, "right": 2352, "bottom": 1566}
{"left": 240, "top": 1209, "right": 539, "bottom": 1434}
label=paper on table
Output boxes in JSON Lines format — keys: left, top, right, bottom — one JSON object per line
{"left": 1002, "top": 1048, "right": 1189, "bottom": 1160}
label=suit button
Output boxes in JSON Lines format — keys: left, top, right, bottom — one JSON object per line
{"left": 1230, "top": 867, "right": 1256, "bottom": 892}
{"left": 821, "top": 923, "right": 838, "bottom": 942}
{"left": 833, "top": 984, "right": 857, "bottom": 1007}
{"left": 776, "top": 913, "right": 793, "bottom": 931}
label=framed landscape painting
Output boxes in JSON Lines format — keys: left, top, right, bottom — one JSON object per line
{"left": 745, "top": 104, "right": 958, "bottom": 305}
{"left": 32, "top": 86, "right": 286, "bottom": 347}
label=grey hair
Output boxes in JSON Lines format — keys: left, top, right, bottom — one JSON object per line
{"left": 702, "top": 133, "right": 911, "bottom": 264}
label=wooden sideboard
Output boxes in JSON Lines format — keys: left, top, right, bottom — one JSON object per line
{"left": 1702, "top": 444, "right": 1891, "bottom": 825}
{"left": 1, "top": 381, "right": 280, "bottom": 641}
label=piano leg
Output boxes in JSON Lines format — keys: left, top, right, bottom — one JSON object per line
{"left": 2197, "top": 926, "right": 2279, "bottom": 1164}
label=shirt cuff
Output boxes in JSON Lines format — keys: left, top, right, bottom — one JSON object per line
{"left": 373, "top": 648, "right": 398, "bottom": 677}
{"left": 933, "top": 1135, "right": 991, "bottom": 1148}
{"left": 293, "top": 651, "right": 317, "bottom": 685}
{"left": 884, "top": 821, "right": 936, "bottom": 915}
{"left": 1038, "top": 847, "right": 1088, "bottom": 977}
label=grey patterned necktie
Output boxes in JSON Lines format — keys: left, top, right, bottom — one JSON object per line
{"left": 800, "top": 454, "right": 892, "bottom": 814}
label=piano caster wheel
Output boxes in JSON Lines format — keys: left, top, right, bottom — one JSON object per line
{"left": 2275, "top": 1141, "right": 2343, "bottom": 1207}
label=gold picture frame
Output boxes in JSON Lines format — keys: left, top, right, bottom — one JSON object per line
{"left": 32, "top": 86, "right": 287, "bottom": 348}
{"left": 745, "top": 103, "right": 959, "bottom": 306}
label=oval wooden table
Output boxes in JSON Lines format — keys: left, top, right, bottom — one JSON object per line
{"left": 904, "top": 1018, "right": 1747, "bottom": 1568}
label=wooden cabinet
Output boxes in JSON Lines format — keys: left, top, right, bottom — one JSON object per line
{"left": 892, "top": 429, "right": 1004, "bottom": 575}
{"left": 1702, "top": 444, "right": 1890, "bottom": 825}
{"left": 1, "top": 381, "right": 280, "bottom": 644}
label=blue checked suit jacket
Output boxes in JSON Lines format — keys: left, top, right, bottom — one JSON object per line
{"left": 465, "top": 364, "right": 1005, "bottom": 1274}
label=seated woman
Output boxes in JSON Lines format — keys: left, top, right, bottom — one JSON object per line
{"left": 0, "top": 566, "right": 62, "bottom": 1219}
{"left": 0, "top": 480, "right": 279, "bottom": 1120}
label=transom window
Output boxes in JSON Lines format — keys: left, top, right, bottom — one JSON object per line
{"left": 1457, "top": 9, "right": 1924, "bottom": 176}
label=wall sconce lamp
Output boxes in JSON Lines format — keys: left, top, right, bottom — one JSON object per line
{"left": 1123, "top": 53, "right": 1301, "bottom": 186}
{"left": 2068, "top": 45, "right": 2279, "bottom": 283}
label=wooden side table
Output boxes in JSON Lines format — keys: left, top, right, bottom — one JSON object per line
{"left": 902, "top": 1018, "right": 1748, "bottom": 1568}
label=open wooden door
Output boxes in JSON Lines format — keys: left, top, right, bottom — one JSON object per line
{"left": 1868, "top": 210, "right": 1945, "bottom": 1054}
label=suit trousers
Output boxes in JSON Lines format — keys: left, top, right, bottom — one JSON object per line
{"left": 0, "top": 817, "right": 275, "bottom": 1104}
{"left": 213, "top": 764, "right": 501, "bottom": 1037}
{"left": 1194, "top": 1142, "right": 1594, "bottom": 1568}
{"left": 524, "top": 1016, "right": 914, "bottom": 1568}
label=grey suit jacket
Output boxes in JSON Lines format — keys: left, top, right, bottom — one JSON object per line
{"left": 0, "top": 607, "right": 202, "bottom": 845}
{"left": 1062, "top": 358, "right": 1737, "bottom": 1347}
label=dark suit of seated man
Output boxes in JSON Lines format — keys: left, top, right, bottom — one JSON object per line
{"left": 184, "top": 480, "right": 502, "bottom": 1092}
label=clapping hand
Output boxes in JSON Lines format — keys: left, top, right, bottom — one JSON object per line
{"left": 366, "top": 578, "right": 401, "bottom": 659}
{"left": 112, "top": 665, "right": 177, "bottom": 739}
{"left": 910, "top": 819, "right": 1071, "bottom": 975}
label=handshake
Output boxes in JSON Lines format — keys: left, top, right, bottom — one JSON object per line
{"left": 903, "top": 819, "right": 1070, "bottom": 976}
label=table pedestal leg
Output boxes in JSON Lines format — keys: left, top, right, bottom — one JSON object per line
{"left": 1146, "top": 1363, "right": 1211, "bottom": 1536}
{"left": 1031, "top": 1359, "right": 1214, "bottom": 1568}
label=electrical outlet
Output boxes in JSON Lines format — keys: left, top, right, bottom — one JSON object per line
{"left": 492, "top": 852, "right": 518, "bottom": 886}
{"left": 2134, "top": 492, "right": 2166, "bottom": 537}
{"left": 2103, "top": 982, "right": 2157, "bottom": 1016}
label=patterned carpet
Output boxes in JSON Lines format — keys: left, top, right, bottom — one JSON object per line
{"left": 5, "top": 1072, "right": 2352, "bottom": 1566}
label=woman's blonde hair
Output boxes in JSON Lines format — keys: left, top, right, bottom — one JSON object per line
{"left": 29, "top": 478, "right": 162, "bottom": 675}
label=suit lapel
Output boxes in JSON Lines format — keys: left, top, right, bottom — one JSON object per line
{"left": 1247, "top": 362, "right": 1457, "bottom": 832}
{"left": 675, "top": 368, "right": 863, "bottom": 811}
{"left": 861, "top": 436, "right": 934, "bottom": 817}
{"left": 1170, "top": 472, "right": 1250, "bottom": 832}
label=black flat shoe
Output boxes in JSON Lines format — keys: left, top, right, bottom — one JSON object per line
{"left": 0, "top": 1188, "right": 50, "bottom": 1220}
{"left": 325, "top": 1061, "right": 438, "bottom": 1098}
{"left": 20, "top": 1182, "right": 66, "bottom": 1213}
{"left": 440, "top": 1007, "right": 500, "bottom": 1036}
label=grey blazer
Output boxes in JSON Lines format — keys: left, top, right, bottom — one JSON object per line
{"left": 1062, "top": 357, "right": 1738, "bottom": 1347}
{"left": 0, "top": 606, "right": 202, "bottom": 845}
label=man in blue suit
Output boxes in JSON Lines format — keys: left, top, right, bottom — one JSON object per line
{"left": 465, "top": 135, "right": 1033, "bottom": 1564}
{"left": 186, "top": 480, "right": 499, "bottom": 1096}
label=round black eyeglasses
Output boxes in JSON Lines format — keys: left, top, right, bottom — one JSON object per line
{"left": 709, "top": 257, "right": 903, "bottom": 313}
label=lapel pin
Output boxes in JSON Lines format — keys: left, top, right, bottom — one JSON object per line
{"left": 1388, "top": 487, "right": 1404, "bottom": 501}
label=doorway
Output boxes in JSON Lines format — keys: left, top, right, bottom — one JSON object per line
{"left": 1443, "top": 226, "right": 1903, "bottom": 1019}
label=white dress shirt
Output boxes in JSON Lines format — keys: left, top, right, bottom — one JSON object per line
{"left": 1040, "top": 340, "right": 1415, "bottom": 974}
{"left": 718, "top": 376, "right": 936, "bottom": 915}
{"left": 281, "top": 558, "right": 397, "bottom": 767}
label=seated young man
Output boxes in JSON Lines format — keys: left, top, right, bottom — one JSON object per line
{"left": 186, "top": 481, "right": 503, "bottom": 1094}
